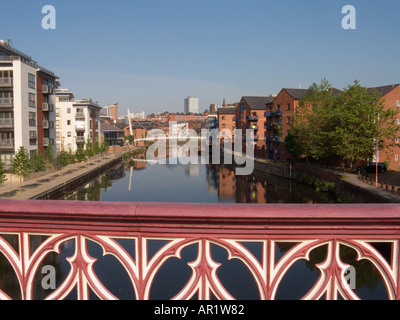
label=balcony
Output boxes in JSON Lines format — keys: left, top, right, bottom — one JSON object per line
{"left": 246, "top": 125, "right": 259, "bottom": 130}
{"left": 76, "top": 136, "right": 86, "bottom": 144}
{"left": 43, "top": 137, "right": 49, "bottom": 146}
{"left": 266, "top": 110, "right": 282, "bottom": 117}
{"left": 75, "top": 112, "right": 85, "bottom": 120}
{"left": 43, "top": 120, "right": 49, "bottom": 129}
{"left": 42, "top": 85, "right": 53, "bottom": 94}
{"left": 246, "top": 115, "right": 259, "bottom": 121}
{"left": 0, "top": 118, "right": 14, "bottom": 128}
{"left": 0, "top": 97, "right": 13, "bottom": 108}
{"left": 0, "top": 138, "right": 14, "bottom": 149}
{"left": 266, "top": 136, "right": 282, "bottom": 142}
{"left": 0, "top": 200, "right": 399, "bottom": 300}
{"left": 0, "top": 77, "right": 13, "bottom": 87}
{"left": 76, "top": 125, "right": 86, "bottom": 132}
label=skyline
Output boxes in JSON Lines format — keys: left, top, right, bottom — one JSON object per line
{"left": 1, "top": 0, "right": 400, "bottom": 115}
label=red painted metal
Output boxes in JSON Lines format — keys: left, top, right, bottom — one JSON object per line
{"left": 0, "top": 200, "right": 400, "bottom": 300}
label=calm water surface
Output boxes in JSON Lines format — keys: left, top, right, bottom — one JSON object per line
{"left": 61, "top": 156, "right": 349, "bottom": 203}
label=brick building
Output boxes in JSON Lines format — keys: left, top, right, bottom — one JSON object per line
{"left": 236, "top": 96, "right": 275, "bottom": 155}
{"left": 368, "top": 84, "right": 400, "bottom": 171}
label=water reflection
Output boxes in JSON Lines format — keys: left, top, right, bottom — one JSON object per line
{"left": 60, "top": 154, "right": 350, "bottom": 204}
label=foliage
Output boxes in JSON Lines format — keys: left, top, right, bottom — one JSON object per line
{"left": 11, "top": 146, "right": 32, "bottom": 188}
{"left": 75, "top": 143, "right": 86, "bottom": 162}
{"left": 85, "top": 139, "right": 95, "bottom": 158}
{"left": 94, "top": 140, "right": 101, "bottom": 155}
{"left": 128, "top": 135, "right": 134, "bottom": 144}
{"left": 286, "top": 79, "right": 399, "bottom": 168}
{"left": 44, "top": 146, "right": 55, "bottom": 169}
{"left": 0, "top": 161, "right": 7, "bottom": 185}
{"left": 100, "top": 140, "right": 109, "bottom": 154}
{"left": 57, "top": 149, "right": 75, "bottom": 167}
{"left": 30, "top": 150, "right": 46, "bottom": 172}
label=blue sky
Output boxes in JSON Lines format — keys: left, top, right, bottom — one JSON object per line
{"left": 1, "top": 0, "right": 400, "bottom": 115}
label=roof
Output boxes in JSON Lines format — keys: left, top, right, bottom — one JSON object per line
{"left": 100, "top": 122, "right": 124, "bottom": 132}
{"left": 217, "top": 107, "right": 236, "bottom": 115}
{"left": 282, "top": 89, "right": 310, "bottom": 100}
{"left": 283, "top": 87, "right": 343, "bottom": 99}
{"left": 367, "top": 84, "right": 400, "bottom": 97}
{"left": 242, "top": 96, "right": 276, "bottom": 109}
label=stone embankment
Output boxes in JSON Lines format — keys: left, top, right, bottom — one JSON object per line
{"left": 0, "top": 153, "right": 123, "bottom": 200}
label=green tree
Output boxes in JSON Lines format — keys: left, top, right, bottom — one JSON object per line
{"left": 11, "top": 146, "right": 32, "bottom": 189}
{"left": 44, "top": 146, "right": 55, "bottom": 168}
{"left": 85, "top": 139, "right": 95, "bottom": 158}
{"left": 332, "top": 81, "right": 398, "bottom": 168}
{"left": 75, "top": 143, "right": 86, "bottom": 162}
{"left": 288, "top": 78, "right": 338, "bottom": 161}
{"left": 94, "top": 140, "right": 101, "bottom": 155}
{"left": 128, "top": 135, "right": 134, "bottom": 145}
{"left": 0, "top": 161, "right": 7, "bottom": 186}
{"left": 30, "top": 150, "right": 46, "bottom": 172}
{"left": 100, "top": 140, "right": 109, "bottom": 155}
{"left": 57, "top": 149, "right": 75, "bottom": 167}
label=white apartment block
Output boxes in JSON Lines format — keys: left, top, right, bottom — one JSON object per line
{"left": 0, "top": 40, "right": 58, "bottom": 167}
{"left": 184, "top": 96, "right": 199, "bottom": 114}
{"left": 55, "top": 89, "right": 101, "bottom": 153}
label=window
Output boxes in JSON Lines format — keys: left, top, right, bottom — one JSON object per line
{"left": 396, "top": 138, "right": 399, "bottom": 144}
{"left": 67, "top": 108, "right": 71, "bottom": 114}
{"left": 287, "top": 103, "right": 291, "bottom": 111}
{"left": 29, "top": 131, "right": 37, "bottom": 145}
{"left": 222, "top": 116, "right": 225, "bottom": 120}
{"left": 29, "top": 112, "right": 36, "bottom": 126}
{"left": 397, "top": 119, "right": 400, "bottom": 125}
{"left": 67, "top": 120, "right": 71, "bottom": 125}
{"left": 287, "top": 117, "right": 291, "bottom": 124}
{"left": 29, "top": 93, "right": 36, "bottom": 108}
{"left": 396, "top": 154, "right": 399, "bottom": 161}
{"left": 67, "top": 131, "right": 71, "bottom": 137}
{"left": 28, "top": 73, "right": 36, "bottom": 89}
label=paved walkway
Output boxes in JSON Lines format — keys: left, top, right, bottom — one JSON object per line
{"left": 0, "top": 153, "right": 122, "bottom": 200}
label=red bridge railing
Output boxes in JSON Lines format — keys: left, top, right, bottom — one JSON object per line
{"left": 0, "top": 199, "right": 399, "bottom": 300}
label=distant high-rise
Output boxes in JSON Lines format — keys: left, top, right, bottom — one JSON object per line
{"left": 184, "top": 96, "right": 199, "bottom": 114}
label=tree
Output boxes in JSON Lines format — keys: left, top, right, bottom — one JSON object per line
{"left": 287, "top": 79, "right": 400, "bottom": 168}
{"left": 30, "top": 150, "right": 46, "bottom": 172}
{"left": 287, "top": 78, "right": 339, "bottom": 161}
{"left": 100, "top": 140, "right": 109, "bottom": 155}
{"left": 85, "top": 139, "right": 95, "bottom": 158}
{"left": 333, "top": 81, "right": 398, "bottom": 168}
{"left": 45, "top": 146, "right": 55, "bottom": 168}
{"left": 11, "top": 146, "right": 32, "bottom": 190}
{"left": 0, "top": 161, "right": 7, "bottom": 186}
{"left": 94, "top": 140, "right": 101, "bottom": 155}
{"left": 128, "top": 135, "right": 134, "bottom": 145}
{"left": 75, "top": 143, "right": 86, "bottom": 162}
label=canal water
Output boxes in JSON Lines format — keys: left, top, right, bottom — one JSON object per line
{"left": 60, "top": 156, "right": 349, "bottom": 204}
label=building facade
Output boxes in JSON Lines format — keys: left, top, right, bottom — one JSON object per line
{"left": 55, "top": 89, "right": 101, "bottom": 153}
{"left": 184, "top": 96, "right": 199, "bottom": 114}
{"left": 0, "top": 40, "right": 58, "bottom": 167}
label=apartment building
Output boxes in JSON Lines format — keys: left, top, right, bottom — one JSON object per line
{"left": 236, "top": 96, "right": 275, "bottom": 154}
{"left": 55, "top": 88, "right": 101, "bottom": 153}
{"left": 217, "top": 107, "right": 236, "bottom": 143}
{"left": 367, "top": 84, "right": 400, "bottom": 170}
{"left": 0, "top": 40, "right": 58, "bottom": 167}
{"left": 100, "top": 103, "right": 119, "bottom": 123}
{"left": 184, "top": 96, "right": 199, "bottom": 114}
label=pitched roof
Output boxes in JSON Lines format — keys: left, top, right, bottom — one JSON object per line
{"left": 283, "top": 87, "right": 343, "bottom": 99}
{"left": 367, "top": 84, "right": 400, "bottom": 97}
{"left": 100, "top": 122, "right": 124, "bottom": 132}
{"left": 217, "top": 107, "right": 236, "bottom": 114}
{"left": 282, "top": 89, "right": 310, "bottom": 100}
{"left": 242, "top": 96, "right": 276, "bottom": 109}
